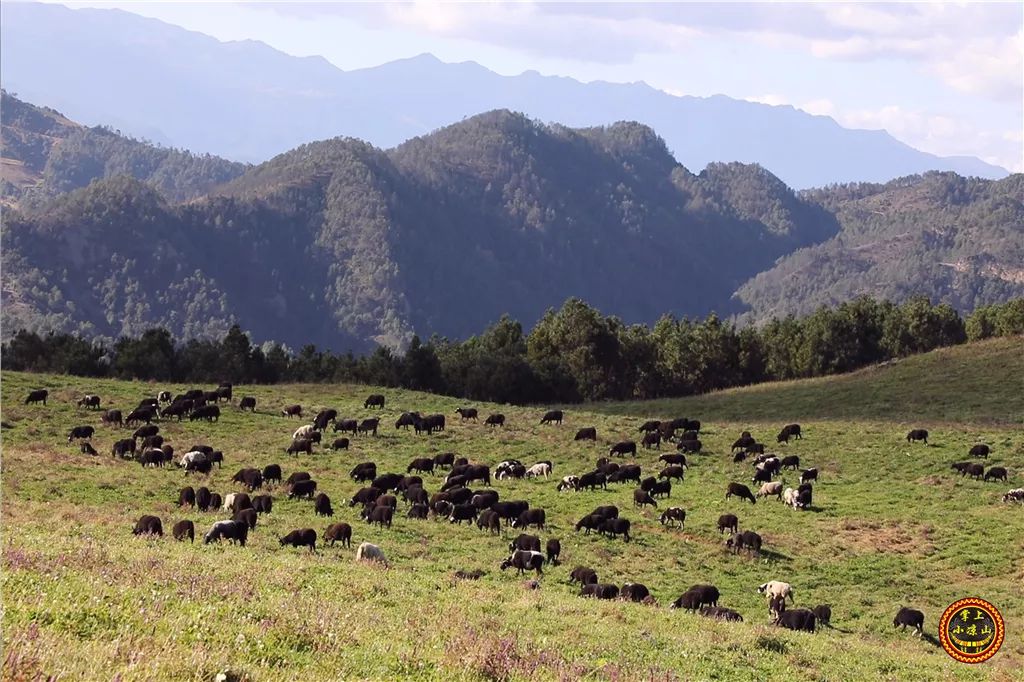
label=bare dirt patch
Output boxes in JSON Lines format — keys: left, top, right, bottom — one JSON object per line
{"left": 826, "top": 519, "right": 936, "bottom": 556}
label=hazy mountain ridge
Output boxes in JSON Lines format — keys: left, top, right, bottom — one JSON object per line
{"left": 0, "top": 90, "right": 248, "bottom": 206}
{"left": 0, "top": 2, "right": 1008, "bottom": 188}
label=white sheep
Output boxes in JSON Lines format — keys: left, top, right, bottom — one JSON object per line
{"left": 292, "top": 424, "right": 315, "bottom": 440}
{"left": 222, "top": 493, "right": 238, "bottom": 511}
{"left": 758, "top": 581, "right": 794, "bottom": 603}
{"left": 757, "top": 481, "right": 783, "bottom": 499}
{"left": 355, "top": 542, "right": 387, "bottom": 566}
{"left": 782, "top": 487, "right": 800, "bottom": 508}
{"left": 525, "top": 462, "right": 552, "bottom": 479}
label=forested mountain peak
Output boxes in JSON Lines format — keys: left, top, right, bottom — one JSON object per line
{"left": 214, "top": 136, "right": 389, "bottom": 200}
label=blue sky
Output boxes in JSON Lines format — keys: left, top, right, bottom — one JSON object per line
{"left": 44, "top": 1, "right": 1024, "bottom": 170}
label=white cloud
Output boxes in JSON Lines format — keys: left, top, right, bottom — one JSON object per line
{"left": 745, "top": 96, "right": 1023, "bottom": 172}
{"left": 746, "top": 93, "right": 789, "bottom": 107}
{"left": 302, "top": 2, "right": 1023, "bottom": 104}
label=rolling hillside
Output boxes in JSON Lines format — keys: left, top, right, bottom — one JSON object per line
{"left": 589, "top": 336, "right": 1024, "bottom": 425}
{"left": 2, "top": 340, "right": 1022, "bottom": 680}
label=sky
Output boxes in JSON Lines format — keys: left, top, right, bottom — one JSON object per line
{"left": 41, "top": 1, "right": 1024, "bottom": 171}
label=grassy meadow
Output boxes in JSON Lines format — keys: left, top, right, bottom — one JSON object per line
{"left": 2, "top": 337, "right": 1023, "bottom": 681}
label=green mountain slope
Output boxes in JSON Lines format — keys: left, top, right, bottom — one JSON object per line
{"left": 0, "top": 91, "right": 247, "bottom": 206}
{"left": 736, "top": 173, "right": 1024, "bottom": 320}
{"left": 3, "top": 94, "right": 1021, "bottom": 351}
{"left": 588, "top": 336, "right": 1024, "bottom": 424}
{"left": 3, "top": 108, "right": 837, "bottom": 349}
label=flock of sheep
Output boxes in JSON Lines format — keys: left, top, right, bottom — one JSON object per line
{"left": 26, "top": 383, "right": 1018, "bottom": 640}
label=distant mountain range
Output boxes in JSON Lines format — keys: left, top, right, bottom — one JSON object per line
{"left": 3, "top": 93, "right": 1021, "bottom": 351}
{"left": 0, "top": 1, "right": 1009, "bottom": 189}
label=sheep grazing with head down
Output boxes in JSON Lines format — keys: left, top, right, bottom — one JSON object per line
{"left": 355, "top": 542, "right": 388, "bottom": 566}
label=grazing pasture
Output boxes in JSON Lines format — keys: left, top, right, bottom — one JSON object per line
{"left": 2, "top": 340, "right": 1022, "bottom": 681}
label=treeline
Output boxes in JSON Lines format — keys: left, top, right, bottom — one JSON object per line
{"left": 4, "top": 296, "right": 1022, "bottom": 404}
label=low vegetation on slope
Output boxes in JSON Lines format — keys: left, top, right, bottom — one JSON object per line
{"left": 2, "top": 359, "right": 1022, "bottom": 680}
{"left": 589, "top": 336, "right": 1024, "bottom": 425}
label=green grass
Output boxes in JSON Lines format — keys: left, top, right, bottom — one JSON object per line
{"left": 2, "top": 341, "right": 1023, "bottom": 681}
{"left": 586, "top": 337, "right": 1024, "bottom": 425}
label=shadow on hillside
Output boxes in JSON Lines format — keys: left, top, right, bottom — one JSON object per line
{"left": 758, "top": 549, "right": 791, "bottom": 562}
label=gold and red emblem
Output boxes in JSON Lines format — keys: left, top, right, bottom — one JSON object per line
{"left": 939, "top": 598, "right": 1004, "bottom": 663}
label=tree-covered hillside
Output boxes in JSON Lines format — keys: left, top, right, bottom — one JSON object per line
{"left": 0, "top": 91, "right": 247, "bottom": 206}
{"left": 3, "top": 110, "right": 837, "bottom": 349}
{"left": 3, "top": 96, "right": 1021, "bottom": 351}
{"left": 736, "top": 172, "right": 1024, "bottom": 320}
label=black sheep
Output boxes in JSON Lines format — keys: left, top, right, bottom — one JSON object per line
{"left": 172, "top": 520, "right": 195, "bottom": 542}
{"left": 132, "top": 515, "right": 163, "bottom": 536}
{"left": 324, "top": 523, "right": 352, "bottom": 547}
{"left": 726, "top": 482, "right": 757, "bottom": 504}
{"left": 280, "top": 528, "right": 317, "bottom": 552}
{"left": 893, "top": 607, "right": 924, "bottom": 635}
{"left": 314, "top": 492, "right": 334, "bottom": 516}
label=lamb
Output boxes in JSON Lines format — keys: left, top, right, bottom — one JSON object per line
{"left": 546, "top": 538, "right": 561, "bottom": 565}
{"left": 314, "top": 492, "right": 334, "bottom": 517}
{"left": 775, "top": 609, "right": 816, "bottom": 632}
{"left": 574, "top": 427, "right": 597, "bottom": 441}
{"left": 619, "top": 583, "right": 651, "bottom": 603}
{"left": 580, "top": 584, "right": 620, "bottom": 600}
{"left": 658, "top": 465, "right": 685, "bottom": 482}
{"left": 700, "top": 606, "right": 743, "bottom": 622}
{"left": 233, "top": 508, "right": 258, "bottom": 531}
